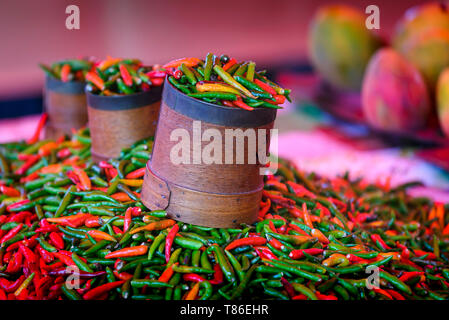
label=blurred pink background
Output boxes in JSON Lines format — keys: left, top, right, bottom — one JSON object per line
{"left": 0, "top": 0, "right": 428, "bottom": 99}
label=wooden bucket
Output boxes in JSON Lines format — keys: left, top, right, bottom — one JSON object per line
{"left": 86, "top": 86, "right": 162, "bottom": 162}
{"left": 44, "top": 76, "right": 87, "bottom": 139}
{"left": 141, "top": 79, "right": 277, "bottom": 228}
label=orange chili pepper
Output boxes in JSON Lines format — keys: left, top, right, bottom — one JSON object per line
{"left": 74, "top": 169, "right": 91, "bottom": 191}
{"left": 86, "top": 72, "right": 105, "bottom": 91}
{"left": 163, "top": 57, "right": 202, "bottom": 69}
{"left": 130, "top": 219, "right": 176, "bottom": 235}
{"left": 119, "top": 179, "right": 143, "bottom": 187}
{"left": 0, "top": 185, "right": 20, "bottom": 197}
{"left": 184, "top": 282, "right": 200, "bottom": 300}
{"left": 110, "top": 192, "right": 132, "bottom": 202}
{"left": 158, "top": 263, "right": 176, "bottom": 283}
{"left": 38, "top": 142, "right": 58, "bottom": 157}
{"left": 311, "top": 228, "right": 329, "bottom": 244}
{"left": 87, "top": 230, "right": 117, "bottom": 242}
{"left": 60, "top": 64, "right": 71, "bottom": 82}
{"left": 105, "top": 245, "right": 148, "bottom": 259}
{"left": 46, "top": 213, "right": 91, "bottom": 228}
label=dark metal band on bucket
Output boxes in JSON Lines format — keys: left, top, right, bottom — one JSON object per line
{"left": 86, "top": 86, "right": 163, "bottom": 111}
{"left": 162, "top": 79, "right": 277, "bottom": 127}
{"left": 46, "top": 76, "right": 86, "bottom": 94}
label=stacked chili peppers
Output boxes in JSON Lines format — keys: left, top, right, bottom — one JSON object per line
{"left": 39, "top": 59, "right": 94, "bottom": 83}
{"left": 0, "top": 125, "right": 449, "bottom": 300}
{"left": 164, "top": 54, "right": 291, "bottom": 110}
{"left": 85, "top": 57, "right": 165, "bottom": 96}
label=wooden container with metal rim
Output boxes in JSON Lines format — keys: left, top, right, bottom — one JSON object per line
{"left": 141, "top": 79, "right": 277, "bottom": 228}
{"left": 86, "top": 86, "right": 162, "bottom": 162}
{"left": 44, "top": 76, "right": 87, "bottom": 139}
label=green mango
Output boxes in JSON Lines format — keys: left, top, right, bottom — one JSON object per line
{"left": 308, "top": 5, "right": 382, "bottom": 91}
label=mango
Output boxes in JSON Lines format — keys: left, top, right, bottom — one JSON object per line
{"left": 308, "top": 5, "right": 382, "bottom": 91}
{"left": 362, "top": 48, "right": 431, "bottom": 132}
{"left": 393, "top": 2, "right": 449, "bottom": 52}
{"left": 437, "top": 67, "right": 449, "bottom": 137}
{"left": 400, "top": 28, "right": 449, "bottom": 91}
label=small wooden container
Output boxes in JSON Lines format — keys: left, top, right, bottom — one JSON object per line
{"left": 141, "top": 79, "right": 277, "bottom": 228}
{"left": 44, "top": 76, "right": 87, "bottom": 139}
{"left": 86, "top": 87, "right": 162, "bottom": 162}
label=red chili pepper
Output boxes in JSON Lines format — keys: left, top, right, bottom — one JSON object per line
{"left": 7, "top": 211, "right": 32, "bottom": 223}
{"left": 36, "top": 245, "right": 53, "bottom": 263}
{"left": 272, "top": 94, "right": 286, "bottom": 105}
{"left": 0, "top": 185, "right": 20, "bottom": 197}
{"left": 269, "top": 238, "right": 285, "bottom": 251}
{"left": 399, "top": 271, "right": 424, "bottom": 282}
{"left": 233, "top": 98, "right": 254, "bottom": 111}
{"left": 27, "top": 113, "right": 48, "bottom": 145}
{"left": 112, "top": 226, "right": 123, "bottom": 234}
{"left": 150, "top": 77, "right": 164, "bottom": 86}
{"left": 165, "top": 67, "right": 183, "bottom": 79}
{"left": 289, "top": 248, "right": 323, "bottom": 260}
{"left": 209, "top": 264, "right": 224, "bottom": 285}
{"left": 6, "top": 251, "right": 23, "bottom": 273}
{"left": 315, "top": 292, "right": 338, "bottom": 300}
{"left": 14, "top": 154, "right": 40, "bottom": 175}
{"left": 254, "top": 79, "right": 277, "bottom": 95}
{"left": 225, "top": 236, "right": 266, "bottom": 251}
{"left": 280, "top": 277, "right": 295, "bottom": 298}
{"left": 183, "top": 273, "right": 206, "bottom": 283}
{"left": 385, "top": 289, "right": 405, "bottom": 300}
{"left": 57, "top": 148, "right": 71, "bottom": 159}
{"left": 222, "top": 58, "right": 237, "bottom": 71}
{"left": 413, "top": 249, "right": 437, "bottom": 260}
{"left": 113, "top": 270, "right": 133, "bottom": 281}
{"left": 371, "top": 234, "right": 391, "bottom": 250}
{"left": 146, "top": 70, "right": 166, "bottom": 78}
{"left": 20, "top": 244, "right": 38, "bottom": 271}
{"left": 35, "top": 225, "right": 60, "bottom": 233}
{"left": 396, "top": 242, "right": 410, "bottom": 259}
{"left": 125, "top": 167, "right": 146, "bottom": 179}
{"left": 254, "top": 246, "right": 278, "bottom": 260}
{"left": 0, "top": 224, "right": 23, "bottom": 244}
{"left": 52, "top": 252, "right": 76, "bottom": 267}
{"left": 49, "top": 232, "right": 64, "bottom": 250}
{"left": 83, "top": 281, "right": 125, "bottom": 300}
{"left": 123, "top": 207, "right": 132, "bottom": 233}
{"left": 119, "top": 64, "right": 133, "bottom": 87}
{"left": 165, "top": 224, "right": 179, "bottom": 263}
{"left": 373, "top": 288, "right": 393, "bottom": 300}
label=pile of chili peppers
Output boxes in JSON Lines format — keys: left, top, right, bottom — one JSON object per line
{"left": 0, "top": 119, "right": 449, "bottom": 300}
{"left": 39, "top": 59, "right": 94, "bottom": 83}
{"left": 164, "top": 54, "right": 291, "bottom": 111}
{"left": 85, "top": 57, "right": 165, "bottom": 96}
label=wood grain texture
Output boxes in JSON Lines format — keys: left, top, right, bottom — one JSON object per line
{"left": 142, "top": 91, "right": 277, "bottom": 227}
{"left": 44, "top": 90, "right": 87, "bottom": 139}
{"left": 88, "top": 101, "right": 160, "bottom": 160}
{"left": 150, "top": 102, "right": 274, "bottom": 194}
{"left": 141, "top": 163, "right": 262, "bottom": 228}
